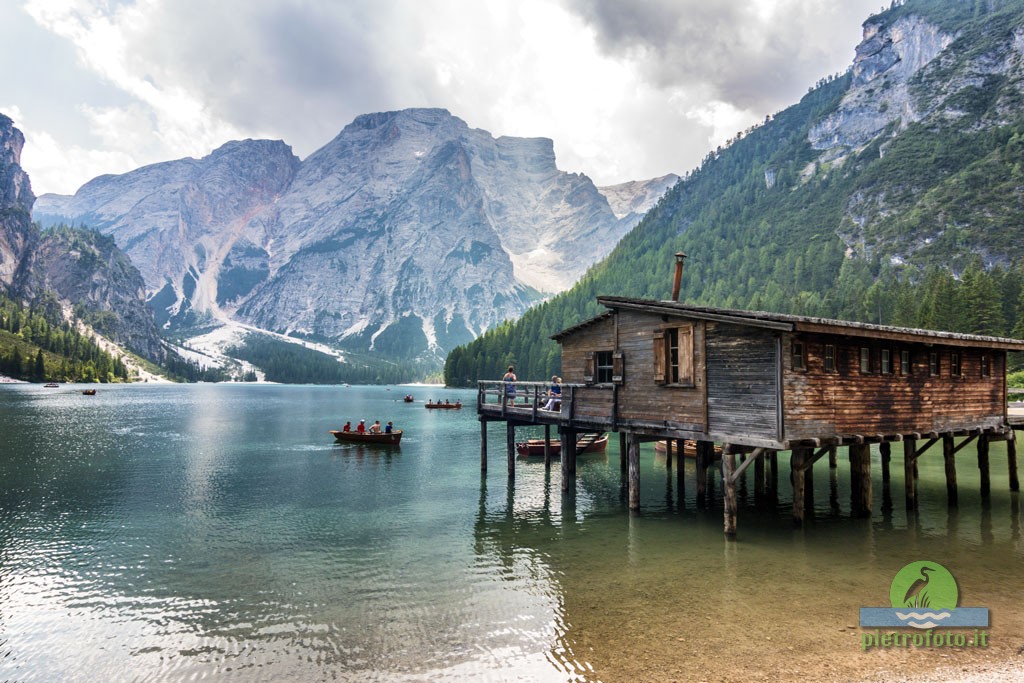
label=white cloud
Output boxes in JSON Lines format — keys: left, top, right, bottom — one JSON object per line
{"left": 10, "top": 0, "right": 880, "bottom": 195}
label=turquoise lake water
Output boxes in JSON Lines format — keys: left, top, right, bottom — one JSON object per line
{"left": 1, "top": 383, "right": 1022, "bottom": 682}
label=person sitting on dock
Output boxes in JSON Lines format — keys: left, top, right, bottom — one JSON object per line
{"left": 543, "top": 376, "right": 562, "bottom": 411}
{"left": 368, "top": 420, "right": 382, "bottom": 434}
{"left": 384, "top": 421, "right": 394, "bottom": 434}
{"left": 356, "top": 420, "right": 366, "bottom": 434}
{"left": 342, "top": 421, "right": 352, "bottom": 432}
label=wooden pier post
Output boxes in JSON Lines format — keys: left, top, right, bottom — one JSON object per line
{"left": 480, "top": 419, "right": 488, "bottom": 472}
{"left": 791, "top": 449, "right": 806, "bottom": 527}
{"left": 506, "top": 423, "right": 516, "bottom": 479}
{"left": 1009, "top": 432, "right": 1020, "bottom": 492}
{"left": 620, "top": 432, "right": 628, "bottom": 471}
{"left": 665, "top": 439, "right": 673, "bottom": 470}
{"left": 850, "top": 443, "right": 872, "bottom": 517}
{"left": 769, "top": 451, "right": 778, "bottom": 494}
{"left": 828, "top": 446, "right": 837, "bottom": 469}
{"left": 543, "top": 424, "right": 552, "bottom": 471}
{"left": 903, "top": 438, "right": 917, "bottom": 511}
{"left": 560, "top": 429, "right": 574, "bottom": 491}
{"left": 804, "top": 458, "right": 815, "bottom": 513}
{"left": 977, "top": 433, "right": 990, "bottom": 498}
{"left": 722, "top": 444, "right": 737, "bottom": 538}
{"left": 628, "top": 434, "right": 641, "bottom": 511}
{"left": 696, "top": 441, "right": 711, "bottom": 508}
{"left": 943, "top": 435, "right": 958, "bottom": 507}
{"left": 880, "top": 442, "right": 891, "bottom": 483}
{"left": 754, "top": 448, "right": 765, "bottom": 499}
{"left": 675, "top": 439, "right": 685, "bottom": 502}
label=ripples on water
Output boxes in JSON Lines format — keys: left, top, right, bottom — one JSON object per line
{"left": 1, "top": 384, "right": 1022, "bottom": 682}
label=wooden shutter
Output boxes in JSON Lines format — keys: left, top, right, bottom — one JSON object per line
{"left": 584, "top": 351, "right": 595, "bottom": 383}
{"left": 612, "top": 350, "right": 624, "bottom": 384}
{"left": 679, "top": 325, "right": 694, "bottom": 384}
{"left": 653, "top": 330, "right": 666, "bottom": 384}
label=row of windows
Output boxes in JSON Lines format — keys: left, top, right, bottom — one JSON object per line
{"left": 792, "top": 342, "right": 991, "bottom": 378}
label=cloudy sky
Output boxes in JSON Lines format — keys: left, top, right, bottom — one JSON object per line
{"left": 2, "top": 0, "right": 880, "bottom": 196}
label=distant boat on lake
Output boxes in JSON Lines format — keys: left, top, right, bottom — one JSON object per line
{"left": 81, "top": 389, "right": 97, "bottom": 396}
{"left": 329, "top": 429, "right": 403, "bottom": 445}
{"left": 425, "top": 400, "right": 461, "bottom": 410}
{"left": 44, "top": 383, "right": 59, "bottom": 388}
{"left": 404, "top": 394, "right": 414, "bottom": 402}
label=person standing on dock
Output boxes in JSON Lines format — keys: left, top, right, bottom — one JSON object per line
{"left": 503, "top": 365, "right": 517, "bottom": 406}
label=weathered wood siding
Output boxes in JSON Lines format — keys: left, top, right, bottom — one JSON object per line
{"left": 705, "top": 323, "right": 780, "bottom": 440}
{"left": 560, "top": 316, "right": 616, "bottom": 383}
{"left": 783, "top": 335, "right": 1006, "bottom": 440}
{"left": 615, "top": 309, "right": 707, "bottom": 430}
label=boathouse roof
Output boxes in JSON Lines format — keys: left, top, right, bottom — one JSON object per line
{"left": 551, "top": 296, "right": 1024, "bottom": 351}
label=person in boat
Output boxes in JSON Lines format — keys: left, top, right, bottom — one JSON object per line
{"left": 543, "top": 376, "right": 562, "bottom": 411}
{"left": 384, "top": 421, "right": 394, "bottom": 434}
{"left": 502, "top": 365, "right": 517, "bottom": 405}
{"left": 368, "top": 420, "right": 382, "bottom": 434}
{"left": 342, "top": 421, "right": 352, "bottom": 432}
{"left": 356, "top": 420, "right": 366, "bottom": 434}
{"left": 444, "top": 398, "right": 450, "bottom": 405}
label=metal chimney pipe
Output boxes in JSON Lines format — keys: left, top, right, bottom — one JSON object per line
{"left": 671, "top": 251, "right": 687, "bottom": 301}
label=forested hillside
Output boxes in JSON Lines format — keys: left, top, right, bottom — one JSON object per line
{"left": 445, "top": 0, "right": 1024, "bottom": 386}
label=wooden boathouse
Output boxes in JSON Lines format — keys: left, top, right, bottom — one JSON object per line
{"left": 477, "top": 259, "right": 1024, "bottom": 537}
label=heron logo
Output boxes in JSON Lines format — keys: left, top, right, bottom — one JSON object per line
{"left": 859, "top": 561, "right": 989, "bottom": 650}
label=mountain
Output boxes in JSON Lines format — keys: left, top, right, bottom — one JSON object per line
{"left": 0, "top": 113, "right": 165, "bottom": 377}
{"left": 34, "top": 109, "right": 675, "bottom": 364}
{"left": 445, "top": 0, "right": 1024, "bottom": 386}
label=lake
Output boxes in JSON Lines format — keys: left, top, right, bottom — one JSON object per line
{"left": 1, "top": 383, "right": 1022, "bottom": 682}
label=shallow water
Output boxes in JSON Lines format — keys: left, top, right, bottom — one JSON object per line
{"left": 0, "top": 383, "right": 1021, "bottom": 682}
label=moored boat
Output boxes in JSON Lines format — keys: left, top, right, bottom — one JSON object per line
{"left": 44, "top": 383, "right": 59, "bottom": 388}
{"left": 82, "top": 389, "right": 97, "bottom": 395}
{"left": 329, "top": 429, "right": 403, "bottom": 445}
{"left": 516, "top": 433, "right": 608, "bottom": 457}
{"left": 654, "top": 439, "right": 722, "bottom": 459}
{"left": 404, "top": 395, "right": 414, "bottom": 402}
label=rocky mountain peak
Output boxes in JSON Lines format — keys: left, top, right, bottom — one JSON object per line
{"left": 0, "top": 114, "right": 36, "bottom": 289}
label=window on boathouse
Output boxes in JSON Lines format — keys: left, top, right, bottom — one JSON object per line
{"left": 654, "top": 324, "right": 694, "bottom": 386}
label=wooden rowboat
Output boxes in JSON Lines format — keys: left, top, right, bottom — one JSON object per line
{"left": 403, "top": 395, "right": 414, "bottom": 402}
{"left": 329, "top": 429, "right": 403, "bottom": 445}
{"left": 82, "top": 389, "right": 97, "bottom": 395}
{"left": 425, "top": 401, "right": 461, "bottom": 409}
{"left": 516, "top": 433, "right": 608, "bottom": 457}
{"left": 654, "top": 439, "right": 721, "bottom": 459}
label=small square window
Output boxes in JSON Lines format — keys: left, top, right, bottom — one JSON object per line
{"left": 859, "top": 347, "right": 871, "bottom": 374}
{"left": 792, "top": 341, "right": 806, "bottom": 371}
{"left": 929, "top": 352, "right": 939, "bottom": 376}
{"left": 900, "top": 350, "right": 911, "bottom": 376}
{"left": 824, "top": 344, "right": 836, "bottom": 373}
{"left": 596, "top": 350, "right": 614, "bottom": 383}
{"left": 950, "top": 352, "right": 961, "bottom": 377}
{"left": 881, "top": 349, "right": 892, "bottom": 375}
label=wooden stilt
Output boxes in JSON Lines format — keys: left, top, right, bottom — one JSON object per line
{"left": 804, "top": 459, "right": 815, "bottom": 513}
{"left": 696, "top": 441, "right": 710, "bottom": 508}
{"left": 769, "top": 451, "right": 778, "bottom": 494}
{"left": 480, "top": 419, "right": 488, "bottom": 472}
{"left": 943, "top": 435, "right": 958, "bottom": 507}
{"left": 628, "top": 434, "right": 641, "bottom": 511}
{"left": 723, "top": 444, "right": 737, "bottom": 538}
{"left": 754, "top": 449, "right": 765, "bottom": 499}
{"left": 880, "top": 442, "right": 891, "bottom": 483}
{"left": 828, "top": 446, "right": 837, "bottom": 469}
{"left": 543, "top": 424, "right": 552, "bottom": 470}
{"left": 567, "top": 429, "right": 577, "bottom": 479}
{"left": 665, "top": 439, "right": 673, "bottom": 470}
{"left": 675, "top": 439, "right": 685, "bottom": 503}
{"left": 506, "top": 423, "right": 516, "bottom": 479}
{"left": 791, "top": 449, "right": 805, "bottom": 527}
{"left": 903, "top": 438, "right": 917, "bottom": 511}
{"left": 978, "top": 433, "right": 990, "bottom": 499}
{"left": 560, "top": 429, "right": 573, "bottom": 492}
{"left": 850, "top": 443, "right": 872, "bottom": 517}
{"left": 620, "top": 432, "right": 628, "bottom": 471}
{"left": 1009, "top": 432, "right": 1020, "bottom": 492}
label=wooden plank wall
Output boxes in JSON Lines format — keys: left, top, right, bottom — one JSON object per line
{"left": 616, "top": 310, "right": 707, "bottom": 428}
{"left": 783, "top": 337, "right": 1005, "bottom": 441}
{"left": 706, "top": 323, "right": 780, "bottom": 440}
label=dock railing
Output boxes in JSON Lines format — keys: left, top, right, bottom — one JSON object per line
{"left": 477, "top": 380, "right": 578, "bottom": 421}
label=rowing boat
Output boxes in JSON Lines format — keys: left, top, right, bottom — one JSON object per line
{"left": 516, "top": 433, "right": 608, "bottom": 457}
{"left": 329, "top": 429, "right": 403, "bottom": 445}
